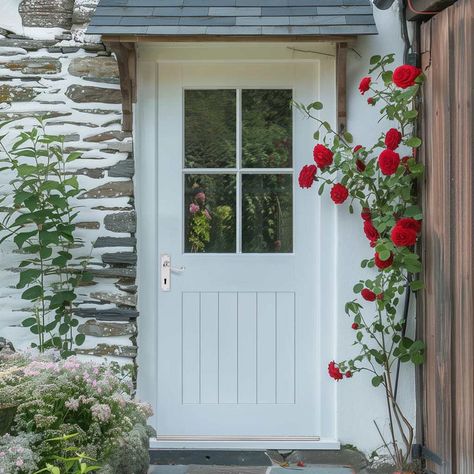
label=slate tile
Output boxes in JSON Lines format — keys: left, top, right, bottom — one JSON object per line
{"left": 152, "top": 6, "right": 209, "bottom": 15}
{"left": 179, "top": 16, "right": 236, "bottom": 25}
{"left": 95, "top": 6, "right": 154, "bottom": 15}
{"left": 208, "top": 7, "right": 261, "bottom": 16}
{"left": 120, "top": 16, "right": 180, "bottom": 25}
{"left": 236, "top": 16, "right": 291, "bottom": 25}
{"left": 316, "top": 5, "right": 373, "bottom": 14}
{"left": 289, "top": 15, "right": 345, "bottom": 25}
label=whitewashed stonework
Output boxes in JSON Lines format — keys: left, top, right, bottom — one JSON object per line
{"left": 0, "top": 0, "right": 136, "bottom": 364}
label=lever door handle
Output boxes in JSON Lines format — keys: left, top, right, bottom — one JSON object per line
{"left": 161, "top": 254, "right": 185, "bottom": 291}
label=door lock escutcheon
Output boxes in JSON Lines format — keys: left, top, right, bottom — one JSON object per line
{"left": 161, "top": 254, "right": 185, "bottom": 291}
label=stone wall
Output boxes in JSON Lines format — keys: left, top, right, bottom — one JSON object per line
{"left": 0, "top": 0, "right": 137, "bottom": 364}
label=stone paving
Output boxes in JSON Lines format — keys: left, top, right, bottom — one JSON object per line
{"left": 148, "top": 465, "right": 354, "bottom": 474}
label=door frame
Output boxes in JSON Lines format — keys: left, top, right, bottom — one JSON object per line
{"left": 135, "top": 42, "right": 340, "bottom": 450}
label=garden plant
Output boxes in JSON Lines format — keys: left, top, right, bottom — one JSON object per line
{"left": 0, "top": 120, "right": 91, "bottom": 356}
{"left": 0, "top": 350, "right": 154, "bottom": 473}
{"left": 297, "top": 55, "right": 425, "bottom": 472}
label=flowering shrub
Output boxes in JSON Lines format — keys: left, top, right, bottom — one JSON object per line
{"left": 296, "top": 54, "right": 425, "bottom": 470}
{"left": 0, "top": 350, "right": 154, "bottom": 473}
{"left": 0, "top": 433, "right": 38, "bottom": 473}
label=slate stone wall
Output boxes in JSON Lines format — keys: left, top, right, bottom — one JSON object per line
{"left": 0, "top": 0, "right": 138, "bottom": 365}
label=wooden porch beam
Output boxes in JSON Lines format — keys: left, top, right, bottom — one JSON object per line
{"left": 101, "top": 35, "right": 357, "bottom": 44}
{"left": 336, "top": 42, "right": 347, "bottom": 134}
{"left": 105, "top": 41, "right": 137, "bottom": 132}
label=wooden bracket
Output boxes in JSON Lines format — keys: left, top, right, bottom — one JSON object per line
{"left": 336, "top": 42, "right": 347, "bottom": 134}
{"left": 105, "top": 41, "right": 137, "bottom": 132}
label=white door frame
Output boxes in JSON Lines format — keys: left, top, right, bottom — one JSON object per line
{"left": 135, "top": 42, "right": 340, "bottom": 450}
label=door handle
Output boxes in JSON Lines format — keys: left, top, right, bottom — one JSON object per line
{"left": 161, "top": 254, "right": 185, "bottom": 291}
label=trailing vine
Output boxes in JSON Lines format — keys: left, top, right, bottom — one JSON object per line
{"left": 296, "top": 54, "right": 425, "bottom": 470}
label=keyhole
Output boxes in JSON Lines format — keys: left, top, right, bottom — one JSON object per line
{"left": 164, "top": 278, "right": 167, "bottom": 285}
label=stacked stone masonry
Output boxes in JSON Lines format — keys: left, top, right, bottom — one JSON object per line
{"left": 0, "top": 0, "right": 138, "bottom": 364}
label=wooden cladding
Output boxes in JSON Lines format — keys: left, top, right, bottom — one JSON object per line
{"left": 419, "top": 0, "right": 474, "bottom": 472}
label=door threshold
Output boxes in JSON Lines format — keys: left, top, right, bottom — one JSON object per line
{"left": 150, "top": 437, "right": 340, "bottom": 450}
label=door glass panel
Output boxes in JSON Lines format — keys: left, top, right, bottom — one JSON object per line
{"left": 242, "top": 174, "right": 293, "bottom": 253}
{"left": 184, "top": 174, "right": 236, "bottom": 253}
{"left": 242, "top": 89, "right": 293, "bottom": 168}
{"left": 184, "top": 90, "right": 236, "bottom": 168}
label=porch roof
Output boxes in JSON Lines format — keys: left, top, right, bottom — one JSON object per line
{"left": 87, "top": 0, "right": 377, "bottom": 38}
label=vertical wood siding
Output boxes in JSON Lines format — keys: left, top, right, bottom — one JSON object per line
{"left": 419, "top": 0, "right": 474, "bottom": 472}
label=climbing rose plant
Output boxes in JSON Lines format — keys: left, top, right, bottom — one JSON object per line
{"left": 296, "top": 55, "right": 424, "bottom": 471}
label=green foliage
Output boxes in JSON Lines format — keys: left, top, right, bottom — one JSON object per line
{"left": 0, "top": 119, "right": 91, "bottom": 356}
{"left": 0, "top": 352, "right": 153, "bottom": 474}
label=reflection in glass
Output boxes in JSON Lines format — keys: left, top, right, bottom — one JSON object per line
{"left": 184, "top": 174, "right": 236, "bottom": 253}
{"left": 242, "top": 89, "right": 293, "bottom": 168}
{"left": 242, "top": 174, "right": 293, "bottom": 253}
{"left": 184, "top": 90, "right": 236, "bottom": 168}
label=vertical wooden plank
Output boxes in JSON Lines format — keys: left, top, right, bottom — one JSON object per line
{"left": 182, "top": 292, "right": 200, "bottom": 404}
{"left": 276, "top": 292, "right": 295, "bottom": 404}
{"left": 257, "top": 292, "right": 276, "bottom": 404}
{"left": 420, "top": 1, "right": 474, "bottom": 471}
{"left": 421, "top": 10, "right": 454, "bottom": 474}
{"left": 451, "top": 0, "right": 474, "bottom": 471}
{"left": 218, "top": 292, "right": 238, "bottom": 404}
{"left": 200, "top": 292, "right": 219, "bottom": 404}
{"left": 237, "top": 292, "right": 257, "bottom": 404}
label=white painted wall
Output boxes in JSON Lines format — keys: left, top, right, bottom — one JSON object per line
{"left": 337, "top": 4, "right": 416, "bottom": 455}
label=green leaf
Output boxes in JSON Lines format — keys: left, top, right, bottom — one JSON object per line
{"left": 14, "top": 230, "right": 37, "bottom": 249}
{"left": 308, "top": 101, "right": 323, "bottom": 110}
{"left": 75, "top": 334, "right": 86, "bottom": 346}
{"left": 353, "top": 283, "right": 364, "bottom": 293}
{"left": 22, "top": 317, "right": 37, "bottom": 327}
{"left": 371, "top": 375, "right": 383, "bottom": 387}
{"left": 405, "top": 136, "right": 422, "bottom": 148}
{"left": 410, "top": 280, "right": 424, "bottom": 291}
{"left": 22, "top": 285, "right": 43, "bottom": 301}
{"left": 59, "top": 323, "right": 70, "bottom": 335}
{"left": 343, "top": 132, "right": 353, "bottom": 143}
{"left": 66, "top": 151, "right": 82, "bottom": 162}
{"left": 313, "top": 130, "right": 320, "bottom": 140}
{"left": 370, "top": 55, "right": 381, "bottom": 65}
{"left": 17, "top": 268, "right": 41, "bottom": 289}
{"left": 381, "top": 71, "right": 393, "bottom": 84}
{"left": 39, "top": 230, "right": 60, "bottom": 246}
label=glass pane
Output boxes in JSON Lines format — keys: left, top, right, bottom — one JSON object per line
{"left": 184, "top": 90, "right": 236, "bottom": 168}
{"left": 184, "top": 174, "right": 236, "bottom": 253}
{"left": 242, "top": 89, "right": 293, "bottom": 168}
{"left": 242, "top": 174, "right": 293, "bottom": 253}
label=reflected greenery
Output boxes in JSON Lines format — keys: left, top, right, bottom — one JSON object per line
{"left": 184, "top": 174, "right": 236, "bottom": 253}
{"left": 185, "top": 90, "right": 236, "bottom": 168}
{"left": 242, "top": 174, "right": 293, "bottom": 253}
{"left": 242, "top": 89, "right": 292, "bottom": 168}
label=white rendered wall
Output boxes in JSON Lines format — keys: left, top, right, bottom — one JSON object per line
{"left": 337, "top": 4, "right": 416, "bottom": 454}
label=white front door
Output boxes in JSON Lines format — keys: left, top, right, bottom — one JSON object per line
{"left": 152, "top": 60, "right": 325, "bottom": 446}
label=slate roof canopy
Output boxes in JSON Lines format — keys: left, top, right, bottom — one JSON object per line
{"left": 88, "top": 0, "right": 377, "bottom": 37}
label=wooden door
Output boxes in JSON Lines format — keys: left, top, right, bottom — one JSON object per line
{"left": 418, "top": 0, "right": 474, "bottom": 472}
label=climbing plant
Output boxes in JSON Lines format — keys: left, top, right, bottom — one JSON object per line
{"left": 297, "top": 55, "right": 425, "bottom": 471}
{"left": 0, "top": 119, "right": 91, "bottom": 356}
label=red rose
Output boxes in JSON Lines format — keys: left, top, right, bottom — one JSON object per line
{"left": 361, "top": 208, "right": 371, "bottom": 221}
{"left": 361, "top": 288, "right": 376, "bottom": 302}
{"left": 359, "top": 76, "right": 371, "bottom": 95}
{"left": 298, "top": 164, "right": 317, "bottom": 189}
{"left": 391, "top": 225, "right": 417, "bottom": 247}
{"left": 328, "top": 361, "right": 343, "bottom": 381}
{"left": 330, "top": 183, "right": 349, "bottom": 204}
{"left": 378, "top": 149, "right": 400, "bottom": 176}
{"left": 363, "top": 220, "right": 379, "bottom": 242}
{"left": 384, "top": 128, "right": 402, "bottom": 150}
{"left": 376, "top": 293, "right": 384, "bottom": 300}
{"left": 313, "top": 144, "right": 333, "bottom": 169}
{"left": 393, "top": 65, "right": 422, "bottom": 89}
{"left": 374, "top": 251, "right": 394, "bottom": 270}
{"left": 353, "top": 145, "right": 363, "bottom": 153}
{"left": 397, "top": 217, "right": 422, "bottom": 233}
{"left": 345, "top": 371, "right": 353, "bottom": 378}
{"left": 367, "top": 97, "right": 375, "bottom": 105}
{"left": 356, "top": 159, "right": 366, "bottom": 172}
{"left": 352, "top": 322, "right": 359, "bottom": 330}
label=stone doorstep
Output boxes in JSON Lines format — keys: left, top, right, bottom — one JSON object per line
{"left": 148, "top": 466, "right": 354, "bottom": 474}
